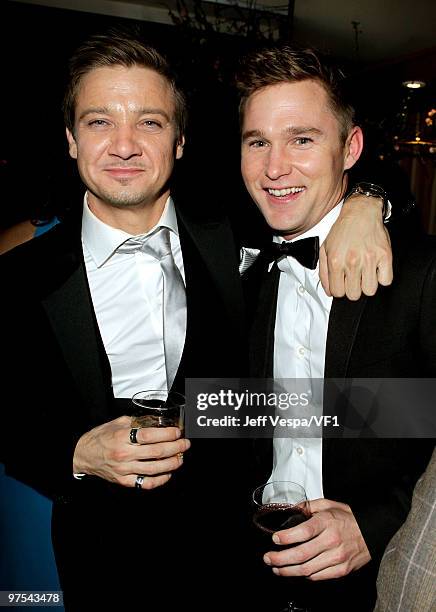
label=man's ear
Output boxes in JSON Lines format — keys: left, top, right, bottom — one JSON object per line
{"left": 344, "top": 126, "right": 363, "bottom": 171}
{"left": 176, "top": 135, "right": 185, "bottom": 160}
{"left": 66, "top": 127, "right": 78, "bottom": 160}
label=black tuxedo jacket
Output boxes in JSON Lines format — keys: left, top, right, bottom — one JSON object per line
{"left": 0, "top": 198, "right": 251, "bottom": 610}
{"left": 0, "top": 198, "right": 247, "bottom": 491}
{"left": 243, "top": 228, "right": 436, "bottom": 610}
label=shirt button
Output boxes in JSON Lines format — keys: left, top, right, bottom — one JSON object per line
{"left": 298, "top": 285, "right": 305, "bottom": 294}
{"left": 298, "top": 347, "right": 305, "bottom": 356}
{"left": 296, "top": 447, "right": 304, "bottom": 455}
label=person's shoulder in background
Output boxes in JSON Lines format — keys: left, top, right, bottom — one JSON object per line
{"left": 0, "top": 217, "right": 60, "bottom": 255}
{"left": 374, "top": 448, "right": 436, "bottom": 612}
{"left": 0, "top": 219, "right": 36, "bottom": 255}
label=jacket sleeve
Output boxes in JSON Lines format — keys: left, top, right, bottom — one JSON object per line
{"left": 0, "top": 246, "right": 91, "bottom": 502}
{"left": 354, "top": 239, "right": 436, "bottom": 566}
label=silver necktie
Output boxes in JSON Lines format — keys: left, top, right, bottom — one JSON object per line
{"left": 123, "top": 228, "right": 187, "bottom": 390}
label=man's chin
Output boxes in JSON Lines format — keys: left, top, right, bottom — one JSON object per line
{"left": 266, "top": 218, "right": 297, "bottom": 237}
{"left": 266, "top": 219, "right": 307, "bottom": 240}
{"left": 91, "top": 189, "right": 151, "bottom": 209}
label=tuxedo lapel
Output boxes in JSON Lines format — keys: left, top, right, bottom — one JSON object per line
{"left": 324, "top": 295, "right": 368, "bottom": 378}
{"left": 323, "top": 294, "right": 368, "bottom": 476}
{"left": 41, "top": 228, "right": 111, "bottom": 424}
{"left": 168, "top": 205, "right": 249, "bottom": 389}
{"left": 247, "top": 257, "right": 281, "bottom": 378}
{"left": 243, "top": 254, "right": 280, "bottom": 482}
{"left": 176, "top": 206, "right": 244, "bottom": 332}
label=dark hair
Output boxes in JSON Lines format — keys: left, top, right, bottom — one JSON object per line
{"left": 62, "top": 29, "right": 186, "bottom": 142}
{"left": 236, "top": 45, "right": 355, "bottom": 144}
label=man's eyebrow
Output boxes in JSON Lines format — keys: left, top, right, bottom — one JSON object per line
{"left": 137, "top": 108, "right": 171, "bottom": 123}
{"left": 242, "top": 126, "right": 323, "bottom": 142}
{"left": 241, "top": 129, "right": 267, "bottom": 142}
{"left": 78, "top": 107, "right": 109, "bottom": 121}
{"left": 78, "top": 107, "right": 171, "bottom": 122}
{"left": 284, "top": 126, "right": 322, "bottom": 137}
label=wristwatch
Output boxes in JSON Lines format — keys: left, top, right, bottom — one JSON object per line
{"left": 344, "top": 182, "right": 391, "bottom": 222}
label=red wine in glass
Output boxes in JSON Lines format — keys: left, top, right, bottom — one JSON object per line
{"left": 254, "top": 502, "right": 310, "bottom": 534}
{"left": 252, "top": 482, "right": 312, "bottom": 612}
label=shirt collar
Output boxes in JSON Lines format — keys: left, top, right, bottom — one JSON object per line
{"left": 82, "top": 194, "right": 178, "bottom": 268}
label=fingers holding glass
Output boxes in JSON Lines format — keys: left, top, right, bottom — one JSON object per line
{"left": 127, "top": 391, "right": 188, "bottom": 489}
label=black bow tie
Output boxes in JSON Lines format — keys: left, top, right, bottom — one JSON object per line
{"left": 265, "top": 236, "right": 320, "bottom": 270}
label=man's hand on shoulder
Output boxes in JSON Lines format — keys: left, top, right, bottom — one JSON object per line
{"left": 320, "top": 195, "right": 393, "bottom": 300}
{"left": 263, "top": 498, "right": 371, "bottom": 580}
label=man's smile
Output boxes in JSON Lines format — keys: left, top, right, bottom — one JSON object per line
{"left": 265, "top": 186, "right": 306, "bottom": 197}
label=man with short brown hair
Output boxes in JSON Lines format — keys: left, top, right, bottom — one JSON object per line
{"left": 239, "top": 45, "right": 435, "bottom": 611}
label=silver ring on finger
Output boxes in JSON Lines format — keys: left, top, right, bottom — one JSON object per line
{"left": 130, "top": 428, "right": 139, "bottom": 444}
{"left": 135, "top": 475, "right": 145, "bottom": 489}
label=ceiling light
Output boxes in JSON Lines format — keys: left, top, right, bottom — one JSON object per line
{"left": 402, "top": 80, "right": 426, "bottom": 89}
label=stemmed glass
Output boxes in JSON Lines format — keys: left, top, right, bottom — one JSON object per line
{"left": 252, "top": 481, "right": 312, "bottom": 612}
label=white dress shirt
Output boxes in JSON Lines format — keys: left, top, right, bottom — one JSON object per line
{"left": 82, "top": 195, "right": 186, "bottom": 399}
{"left": 270, "top": 203, "right": 343, "bottom": 500}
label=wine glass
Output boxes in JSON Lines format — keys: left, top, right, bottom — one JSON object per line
{"left": 252, "top": 481, "right": 312, "bottom": 612}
